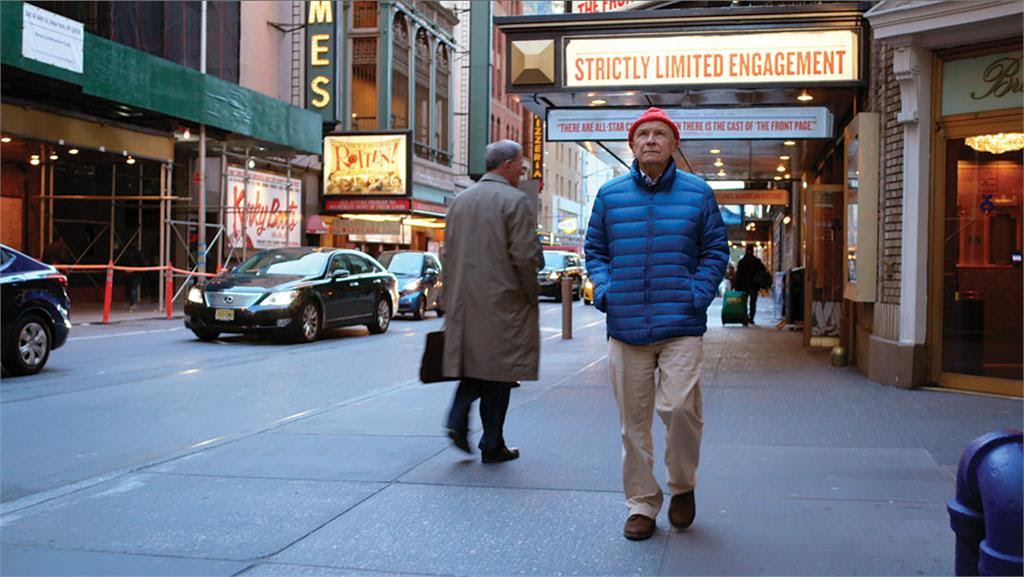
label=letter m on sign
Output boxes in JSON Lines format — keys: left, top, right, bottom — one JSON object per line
{"left": 308, "top": 1, "right": 333, "bottom": 23}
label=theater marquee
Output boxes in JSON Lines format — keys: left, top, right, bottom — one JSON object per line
{"left": 564, "top": 30, "right": 858, "bottom": 87}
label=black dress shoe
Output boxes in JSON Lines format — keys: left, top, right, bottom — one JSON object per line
{"left": 447, "top": 429, "right": 472, "bottom": 454}
{"left": 481, "top": 446, "right": 519, "bottom": 463}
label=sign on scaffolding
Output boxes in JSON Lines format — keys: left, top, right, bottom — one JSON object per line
{"left": 226, "top": 167, "right": 302, "bottom": 250}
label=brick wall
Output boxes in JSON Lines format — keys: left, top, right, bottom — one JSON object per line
{"left": 872, "top": 41, "right": 904, "bottom": 305}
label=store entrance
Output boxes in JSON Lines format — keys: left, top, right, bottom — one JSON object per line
{"left": 938, "top": 132, "right": 1023, "bottom": 395}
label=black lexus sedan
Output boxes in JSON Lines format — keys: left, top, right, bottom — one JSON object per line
{"left": 1, "top": 244, "right": 72, "bottom": 375}
{"left": 184, "top": 247, "right": 398, "bottom": 343}
{"left": 377, "top": 250, "right": 444, "bottom": 320}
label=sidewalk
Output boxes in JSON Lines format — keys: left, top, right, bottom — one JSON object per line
{"left": 69, "top": 300, "right": 183, "bottom": 325}
{"left": 3, "top": 302, "right": 1021, "bottom": 576}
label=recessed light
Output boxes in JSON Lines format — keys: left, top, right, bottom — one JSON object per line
{"left": 784, "top": 140, "right": 796, "bottom": 146}
{"left": 797, "top": 89, "right": 813, "bottom": 102}
{"left": 248, "top": 159, "right": 256, "bottom": 169}
{"left": 776, "top": 165, "right": 786, "bottom": 172}
{"left": 784, "top": 173, "right": 791, "bottom": 179}
{"left": 713, "top": 159, "right": 723, "bottom": 167}
{"left": 590, "top": 99, "right": 607, "bottom": 106}
{"left": 49, "top": 153, "right": 59, "bottom": 160}
{"left": 783, "top": 215, "right": 792, "bottom": 225}
{"left": 68, "top": 148, "right": 79, "bottom": 155}
{"left": 30, "top": 158, "right": 40, "bottom": 166}
{"left": 717, "top": 169, "right": 726, "bottom": 177}
{"left": 779, "top": 155, "right": 790, "bottom": 160}
{"left": 0, "top": 137, "right": 10, "bottom": 143}
{"left": 773, "top": 175, "right": 782, "bottom": 181}
{"left": 709, "top": 148, "right": 720, "bottom": 154}
{"left": 126, "top": 156, "right": 136, "bottom": 165}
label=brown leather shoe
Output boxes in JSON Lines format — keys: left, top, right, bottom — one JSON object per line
{"left": 669, "top": 491, "right": 695, "bottom": 529}
{"left": 623, "top": 514, "right": 656, "bottom": 541}
{"left": 481, "top": 446, "right": 519, "bottom": 463}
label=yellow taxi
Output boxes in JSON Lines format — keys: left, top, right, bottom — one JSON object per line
{"left": 582, "top": 277, "right": 594, "bottom": 305}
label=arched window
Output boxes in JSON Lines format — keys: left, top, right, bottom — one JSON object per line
{"left": 351, "top": 35, "right": 377, "bottom": 130}
{"left": 391, "top": 13, "right": 409, "bottom": 129}
{"left": 435, "top": 43, "right": 450, "bottom": 165}
{"left": 414, "top": 29, "right": 432, "bottom": 160}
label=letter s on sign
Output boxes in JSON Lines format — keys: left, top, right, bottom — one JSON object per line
{"left": 311, "top": 76, "right": 331, "bottom": 108}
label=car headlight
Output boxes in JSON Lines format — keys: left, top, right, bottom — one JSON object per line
{"left": 262, "top": 290, "right": 299, "bottom": 306}
{"left": 402, "top": 279, "right": 421, "bottom": 293}
{"left": 548, "top": 271, "right": 560, "bottom": 280}
{"left": 187, "top": 287, "right": 203, "bottom": 304}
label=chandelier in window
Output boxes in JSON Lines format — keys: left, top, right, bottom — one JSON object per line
{"left": 964, "top": 133, "right": 1024, "bottom": 155}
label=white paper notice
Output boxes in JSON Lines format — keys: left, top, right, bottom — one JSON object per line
{"left": 22, "top": 4, "right": 84, "bottom": 74}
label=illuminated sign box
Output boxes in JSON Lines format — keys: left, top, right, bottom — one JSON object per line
{"left": 565, "top": 30, "right": 858, "bottom": 87}
{"left": 714, "top": 189, "right": 789, "bottom": 206}
{"left": 225, "top": 167, "right": 302, "bottom": 249}
{"left": 323, "top": 132, "right": 412, "bottom": 197}
{"left": 547, "top": 107, "right": 833, "bottom": 141}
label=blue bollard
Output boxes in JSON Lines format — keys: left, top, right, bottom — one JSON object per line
{"left": 947, "top": 429, "right": 1023, "bottom": 576}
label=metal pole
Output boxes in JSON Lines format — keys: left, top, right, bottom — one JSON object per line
{"left": 48, "top": 161, "right": 54, "bottom": 243}
{"left": 219, "top": 142, "right": 227, "bottom": 270}
{"left": 287, "top": 158, "right": 293, "bottom": 246}
{"left": 109, "top": 163, "right": 116, "bottom": 263}
{"left": 561, "top": 276, "right": 572, "bottom": 339}
{"left": 242, "top": 147, "right": 250, "bottom": 260}
{"left": 197, "top": 1, "right": 208, "bottom": 276}
{"left": 138, "top": 163, "right": 143, "bottom": 250}
{"left": 38, "top": 145, "right": 45, "bottom": 257}
{"left": 158, "top": 163, "right": 166, "bottom": 311}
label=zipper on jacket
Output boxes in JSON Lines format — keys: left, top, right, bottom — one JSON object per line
{"left": 645, "top": 191, "right": 653, "bottom": 341}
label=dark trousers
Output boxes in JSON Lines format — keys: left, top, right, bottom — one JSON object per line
{"left": 446, "top": 377, "right": 513, "bottom": 451}
{"left": 128, "top": 275, "right": 143, "bottom": 306}
{"left": 746, "top": 289, "right": 759, "bottom": 320}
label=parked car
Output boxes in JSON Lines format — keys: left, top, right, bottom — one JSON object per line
{"left": 377, "top": 250, "right": 444, "bottom": 320}
{"left": 538, "top": 250, "right": 585, "bottom": 301}
{"left": 184, "top": 247, "right": 398, "bottom": 343}
{"left": 1, "top": 244, "right": 71, "bottom": 375}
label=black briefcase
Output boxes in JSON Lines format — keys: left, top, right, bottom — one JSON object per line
{"left": 420, "top": 330, "right": 457, "bottom": 383}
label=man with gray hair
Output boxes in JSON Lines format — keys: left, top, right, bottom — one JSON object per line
{"left": 441, "top": 139, "right": 541, "bottom": 463}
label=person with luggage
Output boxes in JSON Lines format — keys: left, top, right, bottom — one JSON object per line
{"left": 585, "top": 107, "right": 728, "bottom": 540}
{"left": 440, "top": 139, "right": 541, "bottom": 464}
{"left": 732, "top": 244, "right": 768, "bottom": 325}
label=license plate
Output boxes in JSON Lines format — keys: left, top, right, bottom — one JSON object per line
{"left": 214, "top": 309, "right": 234, "bottom": 322}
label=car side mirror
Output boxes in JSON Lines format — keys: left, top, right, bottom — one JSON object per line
{"left": 424, "top": 268, "right": 439, "bottom": 277}
{"left": 332, "top": 268, "right": 351, "bottom": 279}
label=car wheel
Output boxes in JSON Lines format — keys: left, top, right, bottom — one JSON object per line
{"left": 191, "top": 325, "right": 220, "bottom": 341}
{"left": 3, "top": 314, "right": 51, "bottom": 376}
{"left": 291, "top": 301, "right": 321, "bottom": 343}
{"left": 412, "top": 296, "right": 426, "bottom": 320}
{"left": 367, "top": 296, "right": 392, "bottom": 334}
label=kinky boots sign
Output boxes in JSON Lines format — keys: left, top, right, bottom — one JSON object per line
{"left": 942, "top": 50, "right": 1023, "bottom": 116}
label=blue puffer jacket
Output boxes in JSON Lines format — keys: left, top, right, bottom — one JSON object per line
{"left": 585, "top": 159, "right": 729, "bottom": 345}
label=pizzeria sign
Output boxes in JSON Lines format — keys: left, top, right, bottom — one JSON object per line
{"left": 565, "top": 30, "right": 858, "bottom": 87}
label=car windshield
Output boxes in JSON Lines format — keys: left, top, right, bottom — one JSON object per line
{"left": 235, "top": 250, "right": 328, "bottom": 277}
{"left": 381, "top": 252, "right": 423, "bottom": 276}
{"left": 543, "top": 252, "right": 567, "bottom": 269}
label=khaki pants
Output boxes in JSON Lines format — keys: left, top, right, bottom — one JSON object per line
{"left": 609, "top": 335, "right": 704, "bottom": 519}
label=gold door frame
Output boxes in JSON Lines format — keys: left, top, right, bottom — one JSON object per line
{"left": 929, "top": 49, "right": 1023, "bottom": 396}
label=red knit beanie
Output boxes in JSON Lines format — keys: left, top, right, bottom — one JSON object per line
{"left": 628, "top": 107, "right": 679, "bottom": 142}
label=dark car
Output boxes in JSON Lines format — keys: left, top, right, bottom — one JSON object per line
{"left": 377, "top": 250, "right": 443, "bottom": 320}
{"left": 1, "top": 244, "right": 72, "bottom": 375}
{"left": 538, "top": 250, "right": 585, "bottom": 301}
{"left": 184, "top": 247, "right": 398, "bottom": 343}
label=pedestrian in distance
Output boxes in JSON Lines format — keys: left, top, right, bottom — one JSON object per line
{"left": 732, "top": 244, "right": 768, "bottom": 325}
{"left": 585, "top": 107, "right": 729, "bottom": 541}
{"left": 121, "top": 243, "right": 146, "bottom": 313}
{"left": 441, "top": 139, "right": 542, "bottom": 464}
{"left": 42, "top": 235, "right": 73, "bottom": 265}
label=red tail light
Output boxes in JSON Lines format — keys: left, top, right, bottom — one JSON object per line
{"left": 44, "top": 273, "right": 68, "bottom": 286}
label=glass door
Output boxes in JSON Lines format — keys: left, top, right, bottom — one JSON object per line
{"left": 939, "top": 133, "right": 1023, "bottom": 393}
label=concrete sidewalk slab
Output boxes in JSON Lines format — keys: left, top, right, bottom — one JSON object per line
{"left": 0, "top": 473, "right": 383, "bottom": 560}
{"left": 273, "top": 484, "right": 665, "bottom": 576}
{"left": 0, "top": 545, "right": 247, "bottom": 577}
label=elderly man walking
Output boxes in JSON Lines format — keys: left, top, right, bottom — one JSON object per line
{"left": 585, "top": 107, "right": 729, "bottom": 540}
{"left": 442, "top": 139, "right": 541, "bottom": 464}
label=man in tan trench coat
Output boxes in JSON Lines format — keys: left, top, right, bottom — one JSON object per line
{"left": 441, "top": 139, "right": 541, "bottom": 464}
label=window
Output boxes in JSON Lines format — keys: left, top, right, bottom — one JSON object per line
{"left": 343, "top": 254, "right": 370, "bottom": 275}
{"left": 351, "top": 37, "right": 377, "bottom": 130}
{"left": 414, "top": 29, "right": 432, "bottom": 159}
{"left": 328, "top": 254, "right": 348, "bottom": 274}
{"left": 352, "top": 1, "right": 377, "bottom": 28}
{"left": 435, "top": 44, "right": 450, "bottom": 164}
{"left": 391, "top": 14, "right": 409, "bottom": 129}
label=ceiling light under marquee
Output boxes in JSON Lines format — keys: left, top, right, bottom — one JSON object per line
{"left": 709, "top": 148, "right": 720, "bottom": 154}
{"left": 779, "top": 155, "right": 790, "bottom": 160}
{"left": 784, "top": 140, "right": 796, "bottom": 146}
{"left": 965, "top": 133, "right": 1024, "bottom": 155}
{"left": 797, "top": 89, "right": 813, "bottom": 102}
